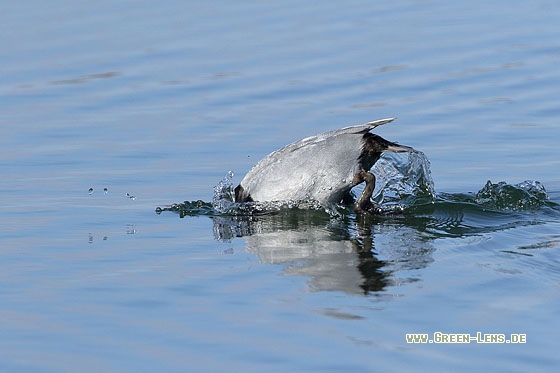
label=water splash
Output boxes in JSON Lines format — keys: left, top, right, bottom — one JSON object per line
{"left": 212, "top": 170, "right": 236, "bottom": 212}
{"left": 370, "top": 150, "right": 436, "bottom": 211}
{"left": 156, "top": 174, "right": 322, "bottom": 218}
{"left": 210, "top": 170, "right": 327, "bottom": 215}
{"left": 473, "top": 180, "right": 549, "bottom": 211}
{"left": 155, "top": 200, "right": 214, "bottom": 217}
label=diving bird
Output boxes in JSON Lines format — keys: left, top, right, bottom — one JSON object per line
{"left": 234, "top": 118, "right": 414, "bottom": 213}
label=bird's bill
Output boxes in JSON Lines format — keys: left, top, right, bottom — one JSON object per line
{"left": 384, "top": 143, "right": 414, "bottom": 153}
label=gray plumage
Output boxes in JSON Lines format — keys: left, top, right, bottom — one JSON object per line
{"left": 235, "top": 118, "right": 413, "bottom": 212}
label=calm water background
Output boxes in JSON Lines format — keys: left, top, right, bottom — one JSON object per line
{"left": 2, "top": 1, "right": 560, "bottom": 371}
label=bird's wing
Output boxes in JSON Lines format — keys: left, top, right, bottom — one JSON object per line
{"left": 269, "top": 117, "right": 396, "bottom": 156}
{"left": 328, "top": 117, "right": 396, "bottom": 136}
{"left": 239, "top": 118, "right": 396, "bottom": 203}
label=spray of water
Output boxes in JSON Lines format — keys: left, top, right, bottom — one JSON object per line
{"left": 474, "top": 179, "right": 549, "bottom": 210}
{"left": 370, "top": 150, "right": 436, "bottom": 211}
{"left": 212, "top": 170, "right": 236, "bottom": 212}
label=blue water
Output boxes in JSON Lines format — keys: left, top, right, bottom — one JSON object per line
{"left": 2, "top": 1, "right": 560, "bottom": 371}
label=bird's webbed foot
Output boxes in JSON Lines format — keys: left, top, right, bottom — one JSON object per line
{"left": 353, "top": 170, "right": 382, "bottom": 214}
{"left": 355, "top": 200, "right": 383, "bottom": 215}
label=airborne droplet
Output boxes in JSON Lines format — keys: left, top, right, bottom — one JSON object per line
{"left": 88, "top": 187, "right": 94, "bottom": 195}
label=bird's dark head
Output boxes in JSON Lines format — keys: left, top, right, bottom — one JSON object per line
{"left": 359, "top": 132, "right": 414, "bottom": 170}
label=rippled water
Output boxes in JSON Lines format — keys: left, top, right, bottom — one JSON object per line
{"left": 2, "top": 1, "right": 560, "bottom": 372}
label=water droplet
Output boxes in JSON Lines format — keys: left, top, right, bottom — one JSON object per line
{"left": 103, "top": 188, "right": 108, "bottom": 194}
{"left": 126, "top": 193, "right": 136, "bottom": 200}
{"left": 88, "top": 188, "right": 94, "bottom": 195}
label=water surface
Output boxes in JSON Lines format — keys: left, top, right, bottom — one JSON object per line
{"left": 1, "top": 1, "right": 560, "bottom": 372}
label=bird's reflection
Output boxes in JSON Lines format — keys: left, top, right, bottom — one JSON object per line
{"left": 211, "top": 210, "right": 434, "bottom": 295}
{"left": 157, "top": 179, "right": 556, "bottom": 295}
